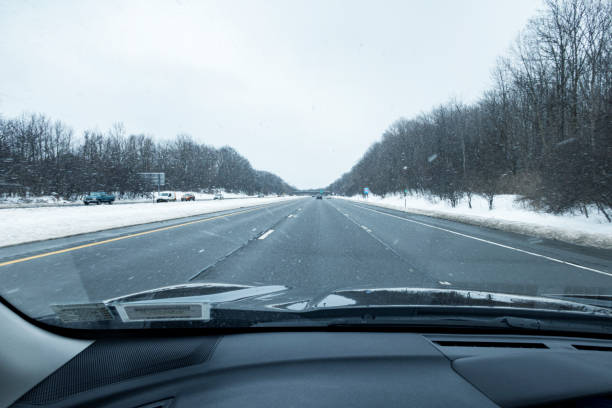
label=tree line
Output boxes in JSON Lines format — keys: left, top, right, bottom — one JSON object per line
{"left": 329, "top": 0, "right": 611, "bottom": 221}
{"left": 0, "top": 115, "right": 294, "bottom": 198}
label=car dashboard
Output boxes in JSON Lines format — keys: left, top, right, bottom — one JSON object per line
{"left": 8, "top": 330, "right": 612, "bottom": 408}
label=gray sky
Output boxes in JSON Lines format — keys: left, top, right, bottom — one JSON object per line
{"left": 0, "top": 0, "right": 541, "bottom": 189}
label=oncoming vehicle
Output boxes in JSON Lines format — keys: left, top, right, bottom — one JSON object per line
{"left": 213, "top": 193, "right": 224, "bottom": 200}
{"left": 156, "top": 192, "right": 176, "bottom": 203}
{"left": 83, "top": 192, "right": 115, "bottom": 205}
{"left": 181, "top": 193, "right": 195, "bottom": 202}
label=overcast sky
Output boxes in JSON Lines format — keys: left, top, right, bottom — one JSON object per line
{"left": 0, "top": 0, "right": 541, "bottom": 189}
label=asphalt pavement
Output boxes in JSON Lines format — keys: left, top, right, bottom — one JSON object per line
{"left": 1, "top": 197, "right": 611, "bottom": 318}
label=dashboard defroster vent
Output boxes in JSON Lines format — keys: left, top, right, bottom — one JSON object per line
{"left": 434, "top": 340, "right": 548, "bottom": 349}
{"left": 572, "top": 344, "right": 612, "bottom": 352}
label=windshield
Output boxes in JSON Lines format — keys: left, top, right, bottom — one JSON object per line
{"left": 0, "top": 0, "right": 610, "bottom": 333}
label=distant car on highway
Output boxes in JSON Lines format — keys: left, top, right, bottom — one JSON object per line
{"left": 214, "top": 193, "right": 224, "bottom": 200}
{"left": 83, "top": 192, "right": 115, "bottom": 205}
{"left": 181, "top": 193, "right": 195, "bottom": 202}
{"left": 257, "top": 193, "right": 265, "bottom": 198}
{"left": 156, "top": 192, "right": 177, "bottom": 203}
{"left": 316, "top": 194, "right": 323, "bottom": 200}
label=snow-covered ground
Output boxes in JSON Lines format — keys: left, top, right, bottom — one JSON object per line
{"left": 0, "top": 191, "right": 264, "bottom": 208}
{"left": 0, "top": 196, "right": 299, "bottom": 247}
{"left": 0, "top": 195, "right": 74, "bottom": 208}
{"left": 341, "top": 193, "right": 612, "bottom": 249}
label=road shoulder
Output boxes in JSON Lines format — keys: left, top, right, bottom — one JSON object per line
{"left": 337, "top": 197, "right": 612, "bottom": 250}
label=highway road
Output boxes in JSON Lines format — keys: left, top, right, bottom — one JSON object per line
{"left": 0, "top": 197, "right": 611, "bottom": 318}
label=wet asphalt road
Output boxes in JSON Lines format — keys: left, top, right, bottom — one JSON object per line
{"left": 0, "top": 197, "right": 611, "bottom": 318}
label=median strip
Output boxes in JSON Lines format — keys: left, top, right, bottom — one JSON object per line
{"left": 0, "top": 206, "right": 269, "bottom": 268}
{"left": 1, "top": 197, "right": 302, "bottom": 248}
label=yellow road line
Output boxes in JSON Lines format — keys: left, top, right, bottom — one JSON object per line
{"left": 0, "top": 206, "right": 268, "bottom": 268}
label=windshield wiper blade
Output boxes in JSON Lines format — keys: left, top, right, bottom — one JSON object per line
{"left": 254, "top": 306, "right": 612, "bottom": 335}
{"left": 540, "top": 293, "right": 612, "bottom": 309}
{"left": 256, "top": 316, "right": 542, "bottom": 330}
{"left": 312, "top": 288, "right": 612, "bottom": 316}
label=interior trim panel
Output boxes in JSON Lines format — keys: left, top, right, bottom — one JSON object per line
{"left": 11, "top": 332, "right": 612, "bottom": 408}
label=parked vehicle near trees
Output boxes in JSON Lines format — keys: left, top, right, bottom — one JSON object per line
{"left": 83, "top": 192, "right": 115, "bottom": 205}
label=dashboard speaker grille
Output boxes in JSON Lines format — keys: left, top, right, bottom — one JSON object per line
{"left": 18, "top": 336, "right": 220, "bottom": 405}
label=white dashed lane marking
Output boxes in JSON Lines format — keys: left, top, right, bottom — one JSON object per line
{"left": 258, "top": 229, "right": 275, "bottom": 240}
{"left": 350, "top": 203, "right": 612, "bottom": 278}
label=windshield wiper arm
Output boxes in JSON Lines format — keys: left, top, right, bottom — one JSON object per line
{"left": 254, "top": 307, "right": 612, "bottom": 335}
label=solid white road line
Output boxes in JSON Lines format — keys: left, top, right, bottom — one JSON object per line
{"left": 258, "top": 229, "right": 275, "bottom": 240}
{"left": 350, "top": 203, "right": 612, "bottom": 278}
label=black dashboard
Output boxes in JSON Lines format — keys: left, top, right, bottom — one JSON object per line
{"left": 12, "top": 331, "right": 612, "bottom": 408}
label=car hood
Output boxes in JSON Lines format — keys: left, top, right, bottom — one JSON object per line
{"left": 48, "top": 282, "right": 612, "bottom": 326}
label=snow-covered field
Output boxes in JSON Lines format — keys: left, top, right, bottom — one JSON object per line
{"left": 0, "top": 196, "right": 299, "bottom": 247}
{"left": 0, "top": 195, "right": 75, "bottom": 208}
{"left": 0, "top": 191, "right": 263, "bottom": 208}
{"left": 342, "top": 194, "right": 612, "bottom": 249}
